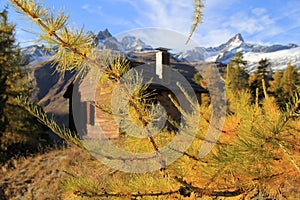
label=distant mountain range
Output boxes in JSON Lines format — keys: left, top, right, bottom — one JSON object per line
{"left": 21, "top": 29, "right": 300, "bottom": 73}
{"left": 176, "top": 33, "right": 300, "bottom": 72}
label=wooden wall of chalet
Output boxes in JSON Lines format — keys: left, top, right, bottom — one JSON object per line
{"left": 93, "top": 80, "right": 120, "bottom": 139}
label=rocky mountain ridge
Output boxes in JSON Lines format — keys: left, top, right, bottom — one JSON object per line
{"left": 22, "top": 29, "right": 300, "bottom": 72}
{"left": 176, "top": 33, "right": 300, "bottom": 71}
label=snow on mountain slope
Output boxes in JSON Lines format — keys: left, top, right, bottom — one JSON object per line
{"left": 176, "top": 47, "right": 212, "bottom": 62}
{"left": 222, "top": 33, "right": 245, "bottom": 52}
{"left": 91, "top": 29, "right": 153, "bottom": 52}
{"left": 20, "top": 44, "right": 53, "bottom": 65}
{"left": 20, "top": 29, "right": 153, "bottom": 69}
{"left": 244, "top": 46, "right": 300, "bottom": 72}
{"left": 121, "top": 36, "right": 153, "bottom": 52}
{"left": 177, "top": 33, "right": 300, "bottom": 71}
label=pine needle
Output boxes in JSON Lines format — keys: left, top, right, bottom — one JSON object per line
{"left": 186, "top": 0, "right": 204, "bottom": 44}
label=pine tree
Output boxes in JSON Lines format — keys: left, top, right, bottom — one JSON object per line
{"left": 0, "top": 9, "right": 47, "bottom": 158}
{"left": 0, "top": 9, "right": 17, "bottom": 137}
{"left": 268, "top": 71, "right": 283, "bottom": 104}
{"left": 249, "top": 58, "right": 272, "bottom": 98}
{"left": 269, "top": 71, "right": 283, "bottom": 94}
{"left": 269, "top": 63, "right": 299, "bottom": 106}
{"left": 226, "top": 51, "right": 249, "bottom": 91}
{"left": 281, "top": 63, "right": 299, "bottom": 99}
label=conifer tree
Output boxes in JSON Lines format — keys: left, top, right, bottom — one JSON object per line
{"left": 226, "top": 51, "right": 249, "bottom": 91}
{"left": 269, "top": 71, "right": 283, "bottom": 94}
{"left": 249, "top": 58, "right": 272, "bottom": 98}
{"left": 0, "top": 9, "right": 47, "bottom": 156}
{"left": 269, "top": 63, "right": 299, "bottom": 105}
{"left": 269, "top": 71, "right": 283, "bottom": 104}
{"left": 0, "top": 9, "right": 17, "bottom": 137}
{"left": 281, "top": 63, "right": 299, "bottom": 99}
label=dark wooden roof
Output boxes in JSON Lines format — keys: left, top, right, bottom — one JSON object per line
{"left": 155, "top": 47, "right": 171, "bottom": 52}
{"left": 128, "top": 52, "right": 208, "bottom": 93}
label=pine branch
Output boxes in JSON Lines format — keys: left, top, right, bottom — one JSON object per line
{"left": 10, "top": 0, "right": 80, "bottom": 55}
{"left": 73, "top": 176, "right": 245, "bottom": 198}
{"left": 186, "top": 0, "right": 204, "bottom": 44}
{"left": 278, "top": 140, "right": 300, "bottom": 173}
{"left": 104, "top": 68, "right": 166, "bottom": 167}
{"left": 273, "top": 89, "right": 300, "bottom": 134}
{"left": 262, "top": 79, "right": 269, "bottom": 99}
{"left": 15, "top": 96, "right": 83, "bottom": 148}
{"left": 128, "top": 96, "right": 160, "bottom": 152}
{"left": 174, "top": 176, "right": 244, "bottom": 197}
{"left": 74, "top": 189, "right": 180, "bottom": 198}
{"left": 9, "top": 0, "right": 92, "bottom": 72}
{"left": 94, "top": 102, "right": 112, "bottom": 115}
{"left": 167, "top": 146, "right": 207, "bottom": 162}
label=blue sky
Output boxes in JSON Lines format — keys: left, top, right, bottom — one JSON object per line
{"left": 3, "top": 0, "right": 300, "bottom": 47}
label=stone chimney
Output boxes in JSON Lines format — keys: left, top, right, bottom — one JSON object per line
{"left": 155, "top": 47, "right": 170, "bottom": 82}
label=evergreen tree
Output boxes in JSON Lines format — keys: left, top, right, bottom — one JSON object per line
{"left": 269, "top": 64, "right": 299, "bottom": 105}
{"left": 0, "top": 9, "right": 16, "bottom": 137}
{"left": 226, "top": 52, "right": 249, "bottom": 91}
{"left": 281, "top": 63, "right": 299, "bottom": 99}
{"left": 268, "top": 71, "right": 283, "bottom": 100}
{"left": 249, "top": 58, "right": 272, "bottom": 98}
{"left": 269, "top": 71, "right": 282, "bottom": 93}
{"left": 0, "top": 9, "right": 47, "bottom": 157}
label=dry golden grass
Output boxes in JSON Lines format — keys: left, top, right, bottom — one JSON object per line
{"left": 0, "top": 146, "right": 91, "bottom": 199}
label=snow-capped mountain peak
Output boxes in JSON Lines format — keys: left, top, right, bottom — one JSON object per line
{"left": 89, "top": 29, "right": 153, "bottom": 52}
{"left": 21, "top": 30, "right": 300, "bottom": 72}
{"left": 95, "top": 28, "right": 112, "bottom": 41}
{"left": 121, "top": 36, "right": 152, "bottom": 52}
{"left": 176, "top": 33, "right": 299, "bottom": 71}
{"left": 225, "top": 33, "right": 244, "bottom": 49}
{"left": 215, "top": 34, "right": 246, "bottom": 63}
